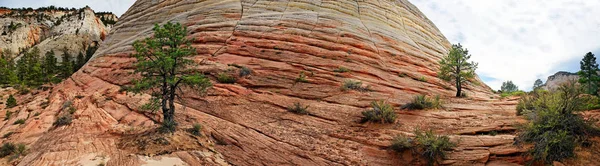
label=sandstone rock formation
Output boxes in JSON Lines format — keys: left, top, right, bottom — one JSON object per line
{"left": 0, "top": 7, "right": 116, "bottom": 60}
{"left": 540, "top": 71, "right": 578, "bottom": 90}
{"left": 0, "top": 0, "right": 536, "bottom": 165}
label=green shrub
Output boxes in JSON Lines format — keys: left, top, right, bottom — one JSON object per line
{"left": 190, "top": 123, "right": 202, "bottom": 136}
{"left": 0, "top": 143, "right": 15, "bottom": 158}
{"left": 53, "top": 114, "right": 72, "bottom": 127}
{"left": 2, "top": 132, "right": 13, "bottom": 138}
{"left": 33, "top": 112, "right": 40, "bottom": 117}
{"left": 334, "top": 67, "right": 350, "bottom": 73}
{"left": 500, "top": 90, "right": 526, "bottom": 98}
{"left": 239, "top": 67, "right": 252, "bottom": 77}
{"left": 342, "top": 80, "right": 370, "bottom": 92}
{"left": 414, "top": 129, "right": 456, "bottom": 165}
{"left": 159, "top": 119, "right": 177, "bottom": 134}
{"left": 361, "top": 101, "right": 396, "bottom": 123}
{"left": 9, "top": 143, "right": 26, "bottom": 161}
{"left": 5, "top": 111, "right": 13, "bottom": 120}
{"left": 515, "top": 83, "right": 599, "bottom": 164}
{"left": 391, "top": 129, "right": 456, "bottom": 165}
{"left": 6, "top": 95, "right": 16, "bottom": 108}
{"left": 287, "top": 102, "right": 309, "bottom": 115}
{"left": 401, "top": 95, "right": 442, "bottom": 110}
{"left": 295, "top": 72, "right": 309, "bottom": 83}
{"left": 13, "top": 119, "right": 25, "bottom": 125}
{"left": 217, "top": 73, "right": 237, "bottom": 84}
{"left": 390, "top": 135, "right": 413, "bottom": 151}
{"left": 418, "top": 76, "right": 427, "bottom": 82}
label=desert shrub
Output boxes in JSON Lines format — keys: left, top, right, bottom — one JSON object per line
{"left": 391, "top": 129, "right": 456, "bottom": 165}
{"left": 9, "top": 143, "right": 26, "bottom": 161}
{"left": 342, "top": 80, "right": 370, "bottom": 92}
{"left": 0, "top": 143, "right": 15, "bottom": 158}
{"left": 2, "top": 132, "right": 13, "bottom": 138}
{"left": 334, "top": 67, "right": 350, "bottom": 73}
{"left": 61, "top": 100, "right": 72, "bottom": 110}
{"left": 239, "top": 67, "right": 252, "bottom": 77}
{"left": 5, "top": 111, "right": 13, "bottom": 120}
{"left": 401, "top": 95, "right": 442, "bottom": 110}
{"left": 189, "top": 123, "right": 202, "bottom": 136}
{"left": 13, "top": 119, "right": 25, "bottom": 125}
{"left": 295, "top": 72, "right": 309, "bottom": 83}
{"left": 390, "top": 135, "right": 413, "bottom": 152}
{"left": 515, "top": 82, "right": 599, "bottom": 164}
{"left": 501, "top": 90, "right": 526, "bottom": 98}
{"left": 6, "top": 95, "right": 16, "bottom": 108}
{"left": 33, "top": 112, "right": 40, "bottom": 117}
{"left": 159, "top": 119, "right": 178, "bottom": 133}
{"left": 287, "top": 102, "right": 309, "bottom": 115}
{"left": 361, "top": 101, "right": 396, "bottom": 123}
{"left": 53, "top": 114, "right": 72, "bottom": 127}
{"left": 418, "top": 76, "right": 427, "bottom": 82}
{"left": 68, "top": 107, "right": 77, "bottom": 114}
{"left": 217, "top": 73, "right": 237, "bottom": 84}
{"left": 414, "top": 129, "right": 456, "bottom": 165}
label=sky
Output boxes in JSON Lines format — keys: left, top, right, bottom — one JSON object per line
{"left": 411, "top": 0, "right": 600, "bottom": 90}
{"left": 0, "top": 0, "right": 135, "bottom": 17}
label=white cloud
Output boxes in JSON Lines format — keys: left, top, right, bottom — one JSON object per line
{"left": 0, "top": 0, "right": 135, "bottom": 17}
{"left": 411, "top": 0, "right": 600, "bottom": 90}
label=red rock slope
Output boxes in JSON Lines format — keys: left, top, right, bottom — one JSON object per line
{"left": 0, "top": 0, "right": 529, "bottom": 165}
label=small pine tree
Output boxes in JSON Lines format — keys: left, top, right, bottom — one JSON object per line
{"left": 578, "top": 52, "right": 600, "bottom": 95}
{"left": 533, "top": 79, "right": 543, "bottom": 90}
{"left": 438, "top": 43, "right": 478, "bottom": 97}
{"left": 127, "top": 22, "right": 212, "bottom": 133}
{"left": 85, "top": 45, "right": 97, "bottom": 61}
{"left": 6, "top": 95, "right": 16, "bottom": 108}
{"left": 75, "top": 52, "right": 85, "bottom": 70}
{"left": 501, "top": 81, "right": 519, "bottom": 93}
{"left": 60, "top": 47, "right": 73, "bottom": 79}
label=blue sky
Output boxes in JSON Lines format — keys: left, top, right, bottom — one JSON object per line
{"left": 411, "top": 0, "right": 600, "bottom": 90}
{"left": 0, "top": 0, "right": 135, "bottom": 17}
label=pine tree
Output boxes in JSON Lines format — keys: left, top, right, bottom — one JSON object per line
{"left": 501, "top": 81, "right": 519, "bottom": 93}
{"left": 76, "top": 52, "right": 85, "bottom": 71}
{"left": 16, "top": 48, "right": 43, "bottom": 86}
{"left": 438, "top": 43, "right": 479, "bottom": 97}
{"left": 127, "top": 22, "right": 212, "bottom": 133}
{"left": 85, "top": 45, "right": 97, "bottom": 61}
{"left": 578, "top": 52, "right": 600, "bottom": 95}
{"left": 0, "top": 50, "right": 17, "bottom": 85}
{"left": 60, "top": 47, "right": 73, "bottom": 79}
{"left": 533, "top": 79, "right": 543, "bottom": 90}
{"left": 42, "top": 50, "right": 58, "bottom": 82}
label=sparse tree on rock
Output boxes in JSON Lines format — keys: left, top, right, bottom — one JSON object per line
{"left": 578, "top": 52, "right": 600, "bottom": 95}
{"left": 501, "top": 81, "right": 519, "bottom": 93}
{"left": 533, "top": 79, "right": 543, "bottom": 90}
{"left": 438, "top": 43, "right": 478, "bottom": 97}
{"left": 127, "top": 22, "right": 212, "bottom": 133}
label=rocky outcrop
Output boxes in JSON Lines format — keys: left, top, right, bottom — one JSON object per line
{"left": 0, "top": 0, "right": 530, "bottom": 166}
{"left": 540, "top": 71, "right": 578, "bottom": 90}
{"left": 0, "top": 7, "right": 116, "bottom": 60}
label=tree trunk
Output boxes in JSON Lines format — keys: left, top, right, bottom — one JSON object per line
{"left": 456, "top": 79, "right": 461, "bottom": 97}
